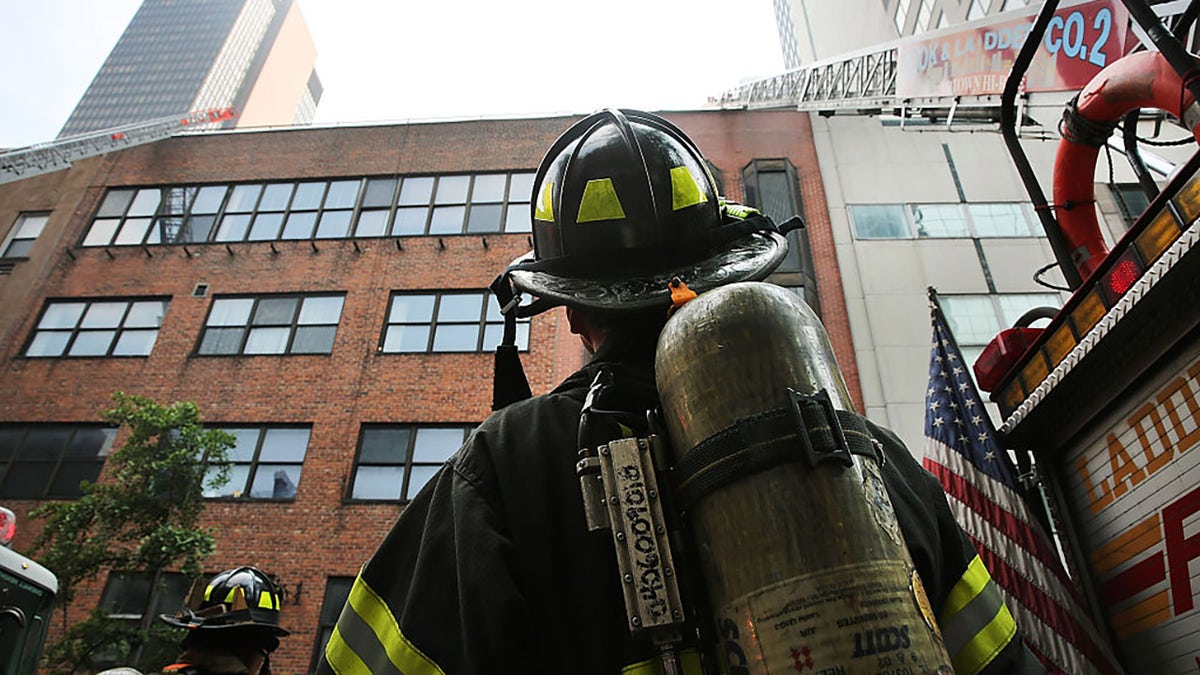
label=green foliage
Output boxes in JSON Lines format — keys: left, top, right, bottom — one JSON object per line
{"left": 40, "top": 606, "right": 184, "bottom": 674}
{"left": 29, "top": 392, "right": 234, "bottom": 674}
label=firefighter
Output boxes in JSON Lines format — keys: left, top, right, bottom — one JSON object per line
{"left": 316, "top": 109, "right": 1040, "bottom": 674}
{"left": 157, "top": 566, "right": 289, "bottom": 675}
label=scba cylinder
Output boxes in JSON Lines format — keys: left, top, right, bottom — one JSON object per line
{"left": 655, "top": 282, "right": 952, "bottom": 674}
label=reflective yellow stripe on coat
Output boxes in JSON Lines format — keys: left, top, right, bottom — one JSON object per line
{"left": 324, "top": 573, "right": 445, "bottom": 675}
{"left": 940, "top": 554, "right": 1018, "bottom": 675}
{"left": 622, "top": 649, "right": 704, "bottom": 675}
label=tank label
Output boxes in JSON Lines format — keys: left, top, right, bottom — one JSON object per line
{"left": 718, "top": 561, "right": 951, "bottom": 674}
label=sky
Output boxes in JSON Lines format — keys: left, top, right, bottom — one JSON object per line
{"left": 0, "top": 0, "right": 785, "bottom": 148}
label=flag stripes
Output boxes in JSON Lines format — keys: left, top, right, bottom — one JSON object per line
{"left": 922, "top": 292, "right": 1122, "bottom": 675}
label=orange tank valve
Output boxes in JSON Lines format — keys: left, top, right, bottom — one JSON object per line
{"left": 668, "top": 277, "right": 698, "bottom": 315}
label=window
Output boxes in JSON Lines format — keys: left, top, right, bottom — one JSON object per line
{"left": 2, "top": 212, "right": 49, "bottom": 258}
{"left": 198, "top": 294, "right": 344, "bottom": 356}
{"left": 348, "top": 425, "right": 470, "bottom": 501}
{"left": 203, "top": 426, "right": 309, "bottom": 500}
{"left": 382, "top": 291, "right": 529, "bottom": 353}
{"left": 939, "top": 293, "right": 1062, "bottom": 372}
{"left": 895, "top": 0, "right": 912, "bottom": 32}
{"left": 1111, "top": 183, "right": 1152, "bottom": 229}
{"left": 311, "top": 578, "right": 354, "bottom": 673}
{"left": 84, "top": 188, "right": 162, "bottom": 246}
{"left": 0, "top": 424, "right": 116, "bottom": 499}
{"left": 968, "top": 0, "right": 988, "bottom": 21}
{"left": 24, "top": 298, "right": 168, "bottom": 358}
{"left": 95, "top": 571, "right": 193, "bottom": 669}
{"left": 916, "top": 0, "right": 933, "bottom": 31}
{"left": 850, "top": 203, "right": 1040, "bottom": 239}
{"left": 850, "top": 204, "right": 910, "bottom": 239}
{"left": 81, "top": 172, "right": 537, "bottom": 247}
{"left": 743, "top": 160, "right": 820, "bottom": 313}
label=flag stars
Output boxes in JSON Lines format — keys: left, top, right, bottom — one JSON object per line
{"left": 977, "top": 431, "right": 990, "bottom": 444}
{"left": 952, "top": 366, "right": 964, "bottom": 376}
{"left": 985, "top": 450, "right": 997, "bottom": 462}
{"left": 958, "top": 381, "right": 971, "bottom": 392}
{"left": 971, "top": 415, "right": 983, "bottom": 426}
{"left": 964, "top": 399, "right": 977, "bottom": 409}
{"left": 929, "top": 400, "right": 941, "bottom": 412}
{"left": 932, "top": 417, "right": 945, "bottom": 428}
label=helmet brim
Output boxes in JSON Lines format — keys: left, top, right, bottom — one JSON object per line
{"left": 159, "top": 613, "right": 291, "bottom": 637}
{"left": 508, "top": 231, "right": 788, "bottom": 311}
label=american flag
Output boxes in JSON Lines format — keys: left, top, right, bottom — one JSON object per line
{"left": 921, "top": 290, "right": 1121, "bottom": 675}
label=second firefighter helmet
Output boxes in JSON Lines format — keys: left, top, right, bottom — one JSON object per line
{"left": 505, "top": 109, "right": 788, "bottom": 311}
{"left": 160, "top": 566, "right": 290, "bottom": 637}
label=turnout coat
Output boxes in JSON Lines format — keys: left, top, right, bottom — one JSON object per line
{"left": 317, "top": 332, "right": 1033, "bottom": 675}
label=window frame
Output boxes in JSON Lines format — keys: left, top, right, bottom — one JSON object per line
{"left": 22, "top": 297, "right": 170, "bottom": 359}
{"left": 195, "top": 292, "right": 345, "bottom": 357}
{"left": 2, "top": 212, "right": 50, "bottom": 259}
{"left": 0, "top": 424, "right": 117, "bottom": 500}
{"left": 95, "top": 570, "right": 194, "bottom": 670}
{"left": 742, "top": 159, "right": 820, "bottom": 311}
{"left": 310, "top": 577, "right": 355, "bottom": 673}
{"left": 380, "top": 290, "right": 529, "bottom": 354}
{"left": 347, "top": 424, "right": 472, "bottom": 503}
{"left": 81, "top": 172, "right": 537, "bottom": 248}
{"left": 1109, "top": 183, "right": 1153, "bottom": 230}
{"left": 848, "top": 202, "right": 1042, "bottom": 240}
{"left": 202, "top": 424, "right": 310, "bottom": 501}
{"left": 938, "top": 292, "right": 1064, "bottom": 379}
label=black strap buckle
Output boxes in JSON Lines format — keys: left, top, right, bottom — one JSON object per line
{"left": 786, "top": 387, "right": 853, "bottom": 468}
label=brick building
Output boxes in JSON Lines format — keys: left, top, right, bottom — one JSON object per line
{"left": 0, "top": 109, "right": 856, "bottom": 673}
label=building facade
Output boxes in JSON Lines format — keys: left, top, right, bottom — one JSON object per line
{"left": 58, "top": 0, "right": 321, "bottom": 139}
{"left": 0, "top": 109, "right": 852, "bottom": 672}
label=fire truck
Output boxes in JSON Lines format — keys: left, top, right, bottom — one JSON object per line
{"left": 0, "top": 507, "right": 57, "bottom": 675}
{"left": 967, "top": 1, "right": 1200, "bottom": 671}
{"left": 719, "top": 0, "right": 1200, "bottom": 669}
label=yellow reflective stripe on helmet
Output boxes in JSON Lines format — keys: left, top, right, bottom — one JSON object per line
{"left": 620, "top": 649, "right": 703, "bottom": 674}
{"left": 324, "top": 626, "right": 372, "bottom": 675}
{"left": 941, "top": 555, "right": 1018, "bottom": 675}
{"left": 577, "top": 178, "right": 626, "bottom": 223}
{"left": 670, "top": 166, "right": 706, "bottom": 210}
{"left": 721, "top": 202, "right": 760, "bottom": 220}
{"left": 204, "top": 583, "right": 216, "bottom": 601}
{"left": 326, "top": 574, "right": 445, "bottom": 675}
{"left": 535, "top": 180, "right": 555, "bottom": 222}
{"left": 258, "top": 591, "right": 275, "bottom": 610}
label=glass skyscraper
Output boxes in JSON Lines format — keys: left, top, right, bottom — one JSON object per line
{"left": 59, "top": 0, "right": 321, "bottom": 138}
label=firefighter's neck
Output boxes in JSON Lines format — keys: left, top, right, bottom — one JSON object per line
{"left": 566, "top": 306, "right": 606, "bottom": 355}
{"left": 176, "top": 645, "right": 267, "bottom": 675}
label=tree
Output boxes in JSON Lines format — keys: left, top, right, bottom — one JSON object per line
{"left": 29, "top": 392, "right": 234, "bottom": 674}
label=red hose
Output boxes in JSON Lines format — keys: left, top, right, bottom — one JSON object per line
{"left": 1053, "top": 50, "right": 1200, "bottom": 280}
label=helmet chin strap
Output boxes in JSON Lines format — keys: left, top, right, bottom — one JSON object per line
{"left": 488, "top": 271, "right": 553, "bottom": 410}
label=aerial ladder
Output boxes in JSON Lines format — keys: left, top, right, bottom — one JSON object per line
{"left": 713, "top": 1, "right": 1192, "bottom": 127}
{"left": 0, "top": 107, "right": 237, "bottom": 186}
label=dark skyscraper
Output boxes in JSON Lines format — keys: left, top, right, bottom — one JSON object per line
{"left": 58, "top": 0, "right": 321, "bottom": 138}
